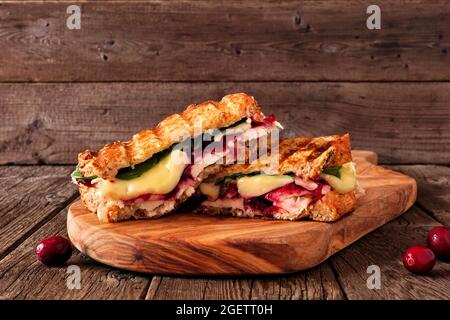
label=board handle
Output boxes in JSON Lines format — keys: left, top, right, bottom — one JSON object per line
{"left": 352, "top": 150, "right": 378, "bottom": 165}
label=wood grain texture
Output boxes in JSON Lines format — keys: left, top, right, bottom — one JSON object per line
{"left": 2, "top": 82, "right": 449, "bottom": 165}
{"left": 148, "top": 277, "right": 265, "bottom": 300}
{"left": 330, "top": 207, "right": 450, "bottom": 300}
{"left": 389, "top": 165, "right": 450, "bottom": 225}
{"left": 67, "top": 152, "right": 417, "bottom": 275}
{"left": 146, "top": 277, "right": 209, "bottom": 300}
{"left": 146, "top": 262, "right": 343, "bottom": 300}
{"left": 0, "top": 1, "right": 450, "bottom": 81}
{"left": 0, "top": 166, "right": 77, "bottom": 259}
{"left": 250, "top": 262, "right": 345, "bottom": 300}
{"left": 0, "top": 204, "right": 151, "bottom": 300}
{"left": 203, "top": 278, "right": 253, "bottom": 300}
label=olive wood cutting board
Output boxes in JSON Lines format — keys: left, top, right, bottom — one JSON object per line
{"left": 67, "top": 150, "right": 416, "bottom": 275}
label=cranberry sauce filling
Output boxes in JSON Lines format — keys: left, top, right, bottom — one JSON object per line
{"left": 251, "top": 114, "right": 277, "bottom": 128}
{"left": 264, "top": 183, "right": 311, "bottom": 202}
{"left": 222, "top": 182, "right": 239, "bottom": 199}
{"left": 244, "top": 197, "right": 286, "bottom": 217}
{"left": 226, "top": 179, "right": 330, "bottom": 217}
{"left": 123, "top": 193, "right": 166, "bottom": 206}
{"left": 77, "top": 179, "right": 94, "bottom": 188}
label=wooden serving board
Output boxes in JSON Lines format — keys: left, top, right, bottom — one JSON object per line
{"left": 67, "top": 151, "right": 416, "bottom": 275}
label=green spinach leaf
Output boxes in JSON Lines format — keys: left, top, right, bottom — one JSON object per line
{"left": 214, "top": 171, "right": 261, "bottom": 185}
{"left": 71, "top": 166, "right": 97, "bottom": 180}
{"left": 322, "top": 166, "right": 342, "bottom": 179}
{"left": 116, "top": 148, "right": 172, "bottom": 180}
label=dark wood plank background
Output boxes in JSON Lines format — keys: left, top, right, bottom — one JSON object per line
{"left": 1, "top": 0, "right": 449, "bottom": 165}
{"left": 1, "top": 0, "right": 450, "bottom": 82}
{"left": 2, "top": 82, "right": 449, "bottom": 165}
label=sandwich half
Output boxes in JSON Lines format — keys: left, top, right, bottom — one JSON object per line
{"left": 197, "top": 134, "right": 358, "bottom": 222}
{"left": 72, "top": 93, "right": 282, "bottom": 222}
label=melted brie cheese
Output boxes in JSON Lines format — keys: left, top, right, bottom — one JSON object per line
{"left": 199, "top": 182, "right": 220, "bottom": 201}
{"left": 237, "top": 174, "right": 294, "bottom": 198}
{"left": 321, "top": 162, "right": 356, "bottom": 194}
{"left": 97, "top": 149, "right": 187, "bottom": 200}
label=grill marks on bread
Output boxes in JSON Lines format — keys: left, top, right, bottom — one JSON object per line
{"left": 207, "top": 134, "right": 352, "bottom": 182}
{"left": 78, "top": 93, "right": 265, "bottom": 180}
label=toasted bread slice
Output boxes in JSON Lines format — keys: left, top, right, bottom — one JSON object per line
{"left": 78, "top": 93, "right": 265, "bottom": 180}
{"left": 197, "top": 134, "right": 357, "bottom": 222}
{"left": 73, "top": 93, "right": 280, "bottom": 222}
{"left": 209, "top": 134, "right": 352, "bottom": 181}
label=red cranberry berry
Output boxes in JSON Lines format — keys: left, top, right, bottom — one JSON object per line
{"left": 427, "top": 226, "right": 450, "bottom": 260}
{"left": 403, "top": 245, "right": 436, "bottom": 274}
{"left": 36, "top": 236, "right": 72, "bottom": 266}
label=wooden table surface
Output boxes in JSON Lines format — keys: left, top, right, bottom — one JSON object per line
{"left": 0, "top": 164, "right": 449, "bottom": 300}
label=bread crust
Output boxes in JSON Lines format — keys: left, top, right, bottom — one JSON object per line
{"left": 79, "top": 183, "right": 197, "bottom": 223}
{"left": 306, "top": 190, "right": 356, "bottom": 222}
{"left": 205, "top": 134, "right": 352, "bottom": 181}
{"left": 78, "top": 93, "right": 265, "bottom": 180}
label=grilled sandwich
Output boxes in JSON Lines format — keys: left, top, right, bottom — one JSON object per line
{"left": 197, "top": 134, "right": 358, "bottom": 222}
{"left": 72, "top": 93, "right": 281, "bottom": 222}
